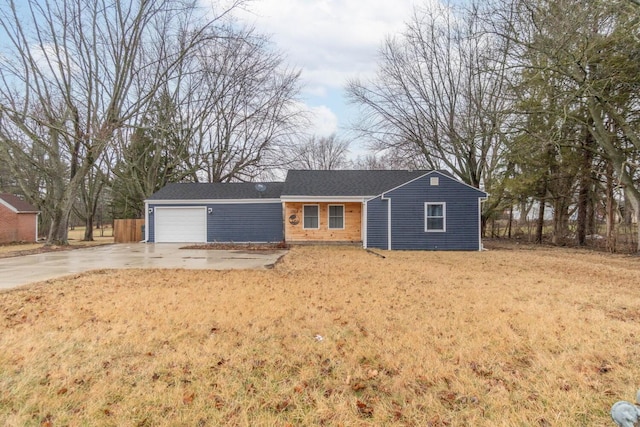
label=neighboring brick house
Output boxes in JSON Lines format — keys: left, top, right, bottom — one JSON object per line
{"left": 0, "top": 194, "right": 39, "bottom": 243}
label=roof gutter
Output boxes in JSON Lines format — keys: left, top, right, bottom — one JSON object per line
{"left": 279, "top": 196, "right": 372, "bottom": 203}
{"left": 381, "top": 193, "right": 392, "bottom": 251}
{"left": 145, "top": 198, "right": 281, "bottom": 205}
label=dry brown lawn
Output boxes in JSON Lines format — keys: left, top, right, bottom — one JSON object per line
{"left": 0, "top": 227, "right": 113, "bottom": 258}
{"left": 0, "top": 243, "right": 43, "bottom": 255}
{"left": 1, "top": 245, "right": 640, "bottom": 426}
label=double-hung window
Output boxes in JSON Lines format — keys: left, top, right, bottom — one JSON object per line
{"left": 328, "top": 205, "right": 344, "bottom": 229}
{"left": 425, "top": 203, "right": 446, "bottom": 232}
{"left": 303, "top": 205, "right": 319, "bottom": 229}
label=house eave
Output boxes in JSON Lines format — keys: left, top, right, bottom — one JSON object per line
{"left": 280, "top": 196, "right": 371, "bottom": 203}
{"left": 146, "top": 198, "right": 282, "bottom": 205}
{"left": 370, "top": 170, "right": 489, "bottom": 200}
{"left": 0, "top": 198, "right": 18, "bottom": 213}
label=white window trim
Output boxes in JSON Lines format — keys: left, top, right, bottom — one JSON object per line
{"left": 303, "top": 204, "right": 320, "bottom": 230}
{"left": 425, "top": 202, "right": 446, "bottom": 232}
{"left": 327, "top": 204, "right": 345, "bottom": 230}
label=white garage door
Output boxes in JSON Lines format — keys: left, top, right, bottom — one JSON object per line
{"left": 155, "top": 207, "right": 207, "bottom": 243}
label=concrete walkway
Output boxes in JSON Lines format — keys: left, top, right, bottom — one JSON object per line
{"left": 0, "top": 244, "right": 287, "bottom": 290}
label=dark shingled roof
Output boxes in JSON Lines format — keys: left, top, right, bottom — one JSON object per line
{"left": 147, "top": 182, "right": 284, "bottom": 200}
{"left": 281, "top": 170, "right": 431, "bottom": 197}
{"left": 0, "top": 193, "right": 39, "bottom": 213}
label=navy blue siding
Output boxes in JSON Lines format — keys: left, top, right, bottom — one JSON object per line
{"left": 365, "top": 196, "right": 388, "bottom": 249}
{"left": 148, "top": 208, "right": 156, "bottom": 242}
{"left": 145, "top": 214, "right": 156, "bottom": 242}
{"left": 385, "top": 173, "right": 484, "bottom": 250}
{"left": 207, "top": 203, "right": 283, "bottom": 242}
{"left": 147, "top": 202, "right": 283, "bottom": 243}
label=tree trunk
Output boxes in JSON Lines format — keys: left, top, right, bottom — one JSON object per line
{"left": 577, "top": 126, "right": 594, "bottom": 245}
{"left": 586, "top": 98, "right": 640, "bottom": 251}
{"left": 577, "top": 191, "right": 588, "bottom": 245}
{"left": 81, "top": 178, "right": 103, "bottom": 242}
{"left": 84, "top": 216, "right": 94, "bottom": 241}
{"left": 481, "top": 214, "right": 488, "bottom": 238}
{"left": 619, "top": 183, "right": 640, "bottom": 252}
{"left": 624, "top": 193, "right": 634, "bottom": 226}
{"left": 552, "top": 196, "right": 569, "bottom": 245}
{"left": 605, "top": 161, "right": 616, "bottom": 252}
{"left": 587, "top": 195, "right": 596, "bottom": 237}
{"left": 47, "top": 207, "right": 70, "bottom": 246}
{"left": 518, "top": 199, "right": 531, "bottom": 238}
{"left": 536, "top": 199, "right": 546, "bottom": 243}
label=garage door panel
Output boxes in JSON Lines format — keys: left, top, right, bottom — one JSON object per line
{"left": 155, "top": 207, "right": 206, "bottom": 243}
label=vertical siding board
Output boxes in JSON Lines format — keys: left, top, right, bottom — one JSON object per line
{"left": 283, "top": 202, "right": 362, "bottom": 242}
{"left": 385, "top": 174, "right": 485, "bottom": 250}
{"left": 114, "top": 219, "right": 145, "bottom": 243}
{"left": 365, "top": 196, "right": 388, "bottom": 249}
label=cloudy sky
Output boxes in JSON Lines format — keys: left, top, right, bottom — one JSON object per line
{"left": 229, "top": 0, "right": 422, "bottom": 141}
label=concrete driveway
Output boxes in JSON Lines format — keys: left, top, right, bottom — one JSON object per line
{"left": 0, "top": 244, "right": 287, "bottom": 290}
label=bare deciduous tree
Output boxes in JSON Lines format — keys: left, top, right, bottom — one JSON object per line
{"left": 352, "top": 151, "right": 425, "bottom": 170}
{"left": 346, "top": 2, "right": 512, "bottom": 232}
{"left": 183, "top": 25, "right": 303, "bottom": 183}
{"left": 109, "top": 23, "right": 303, "bottom": 217}
{"left": 0, "top": 0, "right": 243, "bottom": 244}
{"left": 287, "top": 134, "right": 351, "bottom": 170}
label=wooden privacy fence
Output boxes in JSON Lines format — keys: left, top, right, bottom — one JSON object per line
{"left": 114, "top": 219, "right": 145, "bottom": 243}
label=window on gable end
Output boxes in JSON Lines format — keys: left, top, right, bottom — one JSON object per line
{"left": 425, "top": 202, "right": 446, "bottom": 232}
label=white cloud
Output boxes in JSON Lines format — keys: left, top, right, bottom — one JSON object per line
{"left": 233, "top": 0, "right": 419, "bottom": 92}
{"left": 215, "top": 0, "right": 446, "bottom": 142}
{"left": 307, "top": 105, "right": 339, "bottom": 137}
{"left": 291, "top": 101, "right": 339, "bottom": 136}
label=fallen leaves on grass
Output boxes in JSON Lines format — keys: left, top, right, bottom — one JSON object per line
{"left": 2, "top": 245, "right": 640, "bottom": 426}
{"left": 355, "top": 399, "right": 374, "bottom": 418}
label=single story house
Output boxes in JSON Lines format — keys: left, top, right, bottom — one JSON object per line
{"left": 145, "top": 170, "right": 488, "bottom": 250}
{"left": 0, "top": 193, "right": 39, "bottom": 243}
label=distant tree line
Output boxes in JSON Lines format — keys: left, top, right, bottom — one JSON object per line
{"left": 347, "top": 0, "right": 640, "bottom": 252}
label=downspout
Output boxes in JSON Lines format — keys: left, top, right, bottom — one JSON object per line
{"left": 144, "top": 201, "right": 149, "bottom": 243}
{"left": 478, "top": 197, "right": 487, "bottom": 251}
{"left": 381, "top": 194, "right": 391, "bottom": 251}
{"left": 36, "top": 212, "right": 39, "bottom": 242}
